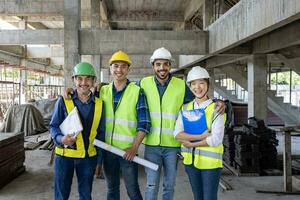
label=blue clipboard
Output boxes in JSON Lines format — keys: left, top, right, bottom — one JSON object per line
{"left": 182, "top": 108, "right": 208, "bottom": 135}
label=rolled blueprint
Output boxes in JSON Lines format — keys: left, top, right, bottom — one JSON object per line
{"left": 94, "top": 139, "right": 159, "bottom": 171}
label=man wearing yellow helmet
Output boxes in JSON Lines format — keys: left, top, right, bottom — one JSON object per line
{"left": 49, "top": 62, "right": 105, "bottom": 200}
{"left": 100, "top": 50, "right": 151, "bottom": 200}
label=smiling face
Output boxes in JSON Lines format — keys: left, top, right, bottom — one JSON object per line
{"left": 190, "top": 78, "right": 209, "bottom": 100}
{"left": 152, "top": 59, "right": 171, "bottom": 82}
{"left": 110, "top": 61, "right": 130, "bottom": 82}
{"left": 73, "top": 75, "right": 95, "bottom": 96}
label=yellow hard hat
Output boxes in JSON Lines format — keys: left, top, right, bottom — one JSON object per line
{"left": 109, "top": 51, "right": 132, "bottom": 66}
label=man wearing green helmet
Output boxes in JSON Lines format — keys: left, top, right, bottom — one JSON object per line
{"left": 63, "top": 51, "right": 151, "bottom": 200}
{"left": 49, "top": 62, "right": 105, "bottom": 200}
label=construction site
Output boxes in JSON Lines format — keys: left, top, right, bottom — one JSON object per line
{"left": 0, "top": 0, "right": 300, "bottom": 199}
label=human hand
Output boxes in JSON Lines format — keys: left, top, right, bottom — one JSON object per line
{"left": 201, "top": 130, "right": 211, "bottom": 139}
{"left": 181, "top": 140, "right": 194, "bottom": 148}
{"left": 61, "top": 134, "right": 76, "bottom": 146}
{"left": 64, "top": 88, "right": 74, "bottom": 99}
{"left": 95, "top": 83, "right": 102, "bottom": 93}
{"left": 123, "top": 146, "right": 138, "bottom": 161}
{"left": 215, "top": 100, "right": 225, "bottom": 114}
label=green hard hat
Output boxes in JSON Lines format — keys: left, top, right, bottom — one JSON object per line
{"left": 72, "top": 62, "right": 96, "bottom": 77}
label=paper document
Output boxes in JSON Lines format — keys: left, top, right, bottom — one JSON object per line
{"left": 94, "top": 139, "right": 159, "bottom": 171}
{"left": 59, "top": 107, "right": 83, "bottom": 136}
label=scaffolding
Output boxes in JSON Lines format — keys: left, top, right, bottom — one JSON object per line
{"left": 0, "top": 66, "right": 64, "bottom": 120}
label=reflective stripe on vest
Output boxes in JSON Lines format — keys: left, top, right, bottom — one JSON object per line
{"left": 140, "top": 76, "right": 185, "bottom": 147}
{"left": 181, "top": 101, "right": 225, "bottom": 169}
{"left": 101, "top": 82, "right": 139, "bottom": 150}
{"left": 55, "top": 97, "right": 103, "bottom": 158}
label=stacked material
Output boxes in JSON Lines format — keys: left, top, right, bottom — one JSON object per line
{"left": 0, "top": 132, "right": 25, "bottom": 188}
{"left": 233, "top": 129, "right": 260, "bottom": 174}
{"left": 246, "top": 117, "right": 279, "bottom": 170}
{"left": 223, "top": 118, "right": 279, "bottom": 175}
{"left": 223, "top": 128, "right": 236, "bottom": 166}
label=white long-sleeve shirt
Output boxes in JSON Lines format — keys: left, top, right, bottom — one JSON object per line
{"left": 173, "top": 99, "right": 225, "bottom": 147}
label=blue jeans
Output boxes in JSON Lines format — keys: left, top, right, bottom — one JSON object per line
{"left": 54, "top": 155, "right": 97, "bottom": 200}
{"left": 103, "top": 151, "right": 142, "bottom": 200}
{"left": 185, "top": 165, "right": 222, "bottom": 200}
{"left": 144, "top": 146, "right": 180, "bottom": 200}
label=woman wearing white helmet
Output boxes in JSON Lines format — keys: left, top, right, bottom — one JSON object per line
{"left": 173, "top": 66, "right": 225, "bottom": 200}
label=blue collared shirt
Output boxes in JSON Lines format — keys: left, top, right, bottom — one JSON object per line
{"left": 111, "top": 80, "right": 151, "bottom": 134}
{"left": 49, "top": 90, "right": 105, "bottom": 160}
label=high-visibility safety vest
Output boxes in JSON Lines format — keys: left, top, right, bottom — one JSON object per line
{"left": 181, "top": 101, "right": 225, "bottom": 169}
{"left": 55, "top": 97, "right": 103, "bottom": 158}
{"left": 140, "top": 76, "right": 185, "bottom": 147}
{"left": 100, "top": 82, "right": 140, "bottom": 150}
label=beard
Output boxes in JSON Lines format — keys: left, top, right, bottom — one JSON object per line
{"left": 155, "top": 70, "right": 169, "bottom": 80}
{"left": 77, "top": 86, "right": 91, "bottom": 96}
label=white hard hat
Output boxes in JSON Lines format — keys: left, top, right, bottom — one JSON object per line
{"left": 186, "top": 66, "right": 210, "bottom": 83}
{"left": 150, "top": 47, "right": 174, "bottom": 64}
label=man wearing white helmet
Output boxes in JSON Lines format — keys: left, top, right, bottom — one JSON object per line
{"left": 140, "top": 48, "right": 224, "bottom": 200}
{"left": 174, "top": 66, "right": 225, "bottom": 200}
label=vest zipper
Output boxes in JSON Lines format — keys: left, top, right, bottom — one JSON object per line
{"left": 111, "top": 83, "right": 126, "bottom": 146}
{"left": 159, "top": 96, "right": 163, "bottom": 145}
{"left": 192, "top": 147, "right": 195, "bottom": 165}
{"left": 111, "top": 114, "right": 116, "bottom": 145}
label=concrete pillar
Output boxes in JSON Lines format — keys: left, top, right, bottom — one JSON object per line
{"left": 247, "top": 54, "right": 267, "bottom": 122}
{"left": 203, "top": 0, "right": 213, "bottom": 30}
{"left": 91, "top": 0, "right": 101, "bottom": 81}
{"left": 92, "top": 55, "right": 101, "bottom": 81}
{"left": 64, "top": 0, "right": 81, "bottom": 87}
{"left": 102, "top": 68, "right": 110, "bottom": 83}
{"left": 20, "top": 69, "right": 27, "bottom": 104}
{"left": 19, "top": 17, "right": 27, "bottom": 104}
{"left": 207, "top": 69, "right": 215, "bottom": 98}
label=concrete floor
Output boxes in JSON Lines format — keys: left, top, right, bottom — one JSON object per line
{"left": 0, "top": 148, "right": 299, "bottom": 200}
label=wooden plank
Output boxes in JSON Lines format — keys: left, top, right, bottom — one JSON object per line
{"left": 256, "top": 190, "right": 300, "bottom": 195}
{"left": 223, "top": 161, "right": 259, "bottom": 177}
{"left": 0, "top": 132, "right": 23, "bottom": 147}
{"left": 219, "top": 177, "right": 233, "bottom": 191}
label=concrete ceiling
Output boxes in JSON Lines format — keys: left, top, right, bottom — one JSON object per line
{"left": 105, "top": 0, "right": 189, "bottom": 30}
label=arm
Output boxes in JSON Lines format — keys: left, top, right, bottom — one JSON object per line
{"left": 63, "top": 82, "right": 102, "bottom": 99}
{"left": 181, "top": 139, "right": 208, "bottom": 148}
{"left": 173, "top": 111, "right": 210, "bottom": 142}
{"left": 96, "top": 104, "right": 106, "bottom": 164}
{"left": 182, "top": 113, "right": 225, "bottom": 148}
{"left": 214, "top": 99, "right": 226, "bottom": 114}
{"left": 123, "top": 131, "right": 146, "bottom": 161}
{"left": 123, "top": 88, "right": 150, "bottom": 161}
{"left": 49, "top": 97, "right": 76, "bottom": 146}
{"left": 95, "top": 105, "right": 106, "bottom": 177}
{"left": 176, "top": 130, "right": 211, "bottom": 142}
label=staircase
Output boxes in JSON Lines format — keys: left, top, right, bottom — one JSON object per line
{"left": 214, "top": 66, "right": 300, "bottom": 125}
{"left": 212, "top": 77, "right": 245, "bottom": 103}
